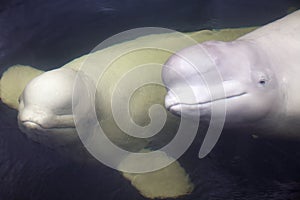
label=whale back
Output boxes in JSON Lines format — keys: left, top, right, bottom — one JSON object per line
{"left": 60, "top": 28, "right": 256, "bottom": 150}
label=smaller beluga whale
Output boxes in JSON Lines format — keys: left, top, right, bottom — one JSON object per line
{"left": 0, "top": 26, "right": 255, "bottom": 199}
{"left": 163, "top": 10, "right": 300, "bottom": 157}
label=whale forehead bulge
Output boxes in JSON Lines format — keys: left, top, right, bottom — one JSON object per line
{"left": 18, "top": 68, "right": 78, "bottom": 131}
{"left": 163, "top": 41, "right": 249, "bottom": 106}
{"left": 22, "top": 68, "right": 76, "bottom": 114}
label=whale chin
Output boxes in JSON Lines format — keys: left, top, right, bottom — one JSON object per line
{"left": 18, "top": 119, "right": 78, "bottom": 148}
{"left": 167, "top": 103, "right": 210, "bottom": 119}
{"left": 22, "top": 121, "right": 43, "bottom": 130}
{"left": 18, "top": 119, "right": 76, "bottom": 134}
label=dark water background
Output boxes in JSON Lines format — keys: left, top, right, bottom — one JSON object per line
{"left": 1, "top": 0, "right": 300, "bottom": 199}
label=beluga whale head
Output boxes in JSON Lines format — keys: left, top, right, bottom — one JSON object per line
{"left": 162, "top": 40, "right": 282, "bottom": 127}
{"left": 17, "top": 68, "right": 93, "bottom": 148}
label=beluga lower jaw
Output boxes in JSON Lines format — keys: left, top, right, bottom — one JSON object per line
{"left": 167, "top": 104, "right": 203, "bottom": 119}
{"left": 166, "top": 92, "right": 248, "bottom": 119}
{"left": 21, "top": 121, "right": 43, "bottom": 130}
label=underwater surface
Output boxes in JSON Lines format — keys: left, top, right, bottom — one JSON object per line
{"left": 1, "top": 0, "right": 300, "bottom": 199}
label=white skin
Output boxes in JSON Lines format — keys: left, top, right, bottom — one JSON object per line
{"left": 18, "top": 68, "right": 79, "bottom": 147}
{"left": 162, "top": 10, "right": 300, "bottom": 131}
{"left": 162, "top": 40, "right": 284, "bottom": 127}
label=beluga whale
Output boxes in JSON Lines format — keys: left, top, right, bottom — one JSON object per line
{"left": 0, "top": 26, "right": 257, "bottom": 199}
{"left": 163, "top": 9, "right": 300, "bottom": 156}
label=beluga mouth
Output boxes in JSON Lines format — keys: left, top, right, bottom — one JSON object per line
{"left": 165, "top": 79, "right": 247, "bottom": 118}
{"left": 20, "top": 119, "right": 76, "bottom": 131}
{"left": 21, "top": 120, "right": 43, "bottom": 130}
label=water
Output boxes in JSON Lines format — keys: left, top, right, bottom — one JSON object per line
{"left": 1, "top": 0, "right": 300, "bottom": 199}
{"left": 0, "top": 0, "right": 299, "bottom": 72}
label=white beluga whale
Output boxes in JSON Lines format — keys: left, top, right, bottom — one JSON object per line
{"left": 163, "top": 9, "right": 300, "bottom": 154}
{"left": 5, "top": 15, "right": 299, "bottom": 198}
{"left": 0, "top": 26, "right": 256, "bottom": 199}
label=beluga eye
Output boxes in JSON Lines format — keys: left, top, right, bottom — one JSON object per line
{"left": 253, "top": 71, "right": 269, "bottom": 87}
{"left": 259, "top": 78, "right": 267, "bottom": 86}
{"left": 257, "top": 73, "right": 270, "bottom": 87}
